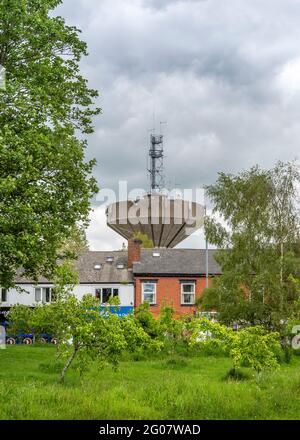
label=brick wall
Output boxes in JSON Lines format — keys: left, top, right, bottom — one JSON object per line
{"left": 135, "top": 275, "right": 213, "bottom": 317}
{"left": 128, "top": 239, "right": 142, "bottom": 269}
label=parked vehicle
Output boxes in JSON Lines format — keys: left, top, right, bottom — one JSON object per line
{"left": 1, "top": 321, "right": 56, "bottom": 345}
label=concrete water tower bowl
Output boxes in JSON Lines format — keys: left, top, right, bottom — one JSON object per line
{"left": 106, "top": 193, "right": 205, "bottom": 248}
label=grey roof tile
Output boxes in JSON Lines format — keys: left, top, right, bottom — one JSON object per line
{"left": 15, "top": 251, "right": 133, "bottom": 284}
{"left": 133, "top": 248, "right": 221, "bottom": 275}
{"left": 14, "top": 249, "right": 221, "bottom": 284}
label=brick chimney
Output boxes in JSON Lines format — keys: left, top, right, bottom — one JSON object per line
{"left": 128, "top": 239, "right": 142, "bottom": 269}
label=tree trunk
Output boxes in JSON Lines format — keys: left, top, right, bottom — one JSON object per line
{"left": 59, "top": 346, "right": 78, "bottom": 384}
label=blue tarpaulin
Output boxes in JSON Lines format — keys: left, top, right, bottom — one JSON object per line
{"left": 99, "top": 306, "right": 134, "bottom": 318}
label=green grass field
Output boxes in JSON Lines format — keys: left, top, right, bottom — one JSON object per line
{"left": 1, "top": 345, "right": 300, "bottom": 420}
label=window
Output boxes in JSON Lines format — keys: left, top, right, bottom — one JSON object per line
{"left": 95, "top": 289, "right": 101, "bottom": 300}
{"left": 44, "top": 288, "right": 51, "bottom": 303}
{"left": 96, "top": 288, "right": 119, "bottom": 303}
{"left": 181, "top": 283, "right": 195, "bottom": 305}
{"left": 142, "top": 282, "right": 156, "bottom": 305}
{"left": 35, "top": 288, "right": 41, "bottom": 302}
{"left": 35, "top": 287, "right": 52, "bottom": 303}
{"left": 40, "top": 287, "right": 50, "bottom": 303}
{"left": 1, "top": 289, "right": 7, "bottom": 303}
{"left": 94, "top": 264, "right": 101, "bottom": 270}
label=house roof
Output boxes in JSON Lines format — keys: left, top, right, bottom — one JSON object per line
{"left": 14, "top": 248, "right": 221, "bottom": 285}
{"left": 133, "top": 248, "right": 221, "bottom": 276}
{"left": 74, "top": 251, "right": 133, "bottom": 283}
{"left": 15, "top": 251, "right": 133, "bottom": 284}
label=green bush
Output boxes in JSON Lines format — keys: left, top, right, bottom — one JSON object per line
{"left": 189, "top": 318, "right": 281, "bottom": 374}
{"left": 224, "top": 368, "right": 251, "bottom": 381}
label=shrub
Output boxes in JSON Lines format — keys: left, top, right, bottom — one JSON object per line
{"left": 189, "top": 318, "right": 281, "bottom": 375}
{"left": 224, "top": 368, "right": 251, "bottom": 381}
{"left": 134, "top": 303, "right": 159, "bottom": 338}
{"left": 164, "top": 357, "right": 189, "bottom": 369}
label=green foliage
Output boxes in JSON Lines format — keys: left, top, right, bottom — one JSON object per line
{"left": 132, "top": 232, "right": 154, "bottom": 248}
{"left": 224, "top": 368, "right": 251, "bottom": 381}
{"left": 0, "top": 0, "right": 100, "bottom": 287}
{"left": 9, "top": 295, "right": 158, "bottom": 383}
{"left": 7, "top": 303, "right": 55, "bottom": 336}
{"left": 229, "top": 326, "right": 281, "bottom": 373}
{"left": 60, "top": 225, "right": 89, "bottom": 257}
{"left": 158, "top": 304, "right": 185, "bottom": 354}
{"left": 197, "top": 285, "right": 221, "bottom": 311}
{"left": 7, "top": 305, "right": 34, "bottom": 334}
{"left": 52, "top": 260, "right": 79, "bottom": 300}
{"left": 204, "top": 161, "right": 300, "bottom": 332}
{"left": 3, "top": 345, "right": 300, "bottom": 419}
{"left": 189, "top": 318, "right": 281, "bottom": 374}
{"left": 108, "top": 294, "right": 121, "bottom": 306}
{"left": 134, "top": 302, "right": 159, "bottom": 338}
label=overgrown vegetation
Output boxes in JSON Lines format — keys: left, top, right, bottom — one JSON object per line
{"left": 1, "top": 345, "right": 300, "bottom": 420}
{"left": 9, "top": 297, "right": 159, "bottom": 384}
{"left": 8, "top": 299, "right": 298, "bottom": 384}
{"left": 202, "top": 161, "right": 300, "bottom": 336}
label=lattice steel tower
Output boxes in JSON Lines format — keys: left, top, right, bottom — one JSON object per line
{"left": 148, "top": 134, "right": 164, "bottom": 193}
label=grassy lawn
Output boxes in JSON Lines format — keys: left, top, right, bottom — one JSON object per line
{"left": 1, "top": 345, "right": 300, "bottom": 420}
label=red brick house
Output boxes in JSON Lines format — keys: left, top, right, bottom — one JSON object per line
{"left": 128, "top": 239, "right": 221, "bottom": 317}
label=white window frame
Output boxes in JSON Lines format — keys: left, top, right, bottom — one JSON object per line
{"left": 142, "top": 282, "right": 156, "bottom": 305}
{"left": 43, "top": 287, "right": 52, "bottom": 303}
{"left": 35, "top": 287, "right": 42, "bottom": 303}
{"left": 35, "top": 287, "right": 52, "bottom": 304}
{"left": 181, "top": 282, "right": 196, "bottom": 305}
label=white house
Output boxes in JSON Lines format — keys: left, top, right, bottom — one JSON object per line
{"left": 0, "top": 251, "right": 134, "bottom": 321}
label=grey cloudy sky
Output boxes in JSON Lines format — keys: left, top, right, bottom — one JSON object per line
{"left": 56, "top": 0, "right": 300, "bottom": 250}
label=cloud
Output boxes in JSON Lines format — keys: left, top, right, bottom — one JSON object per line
{"left": 276, "top": 57, "right": 300, "bottom": 97}
{"left": 87, "top": 206, "right": 125, "bottom": 251}
{"left": 56, "top": 0, "right": 300, "bottom": 249}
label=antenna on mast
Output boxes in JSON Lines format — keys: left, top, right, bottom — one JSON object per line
{"left": 148, "top": 121, "right": 167, "bottom": 193}
{"left": 149, "top": 133, "right": 164, "bottom": 193}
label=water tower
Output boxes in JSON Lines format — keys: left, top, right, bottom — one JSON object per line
{"left": 106, "top": 133, "right": 204, "bottom": 248}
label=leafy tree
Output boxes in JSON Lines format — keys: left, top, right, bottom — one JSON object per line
{"left": 203, "top": 161, "right": 300, "bottom": 332}
{"left": 60, "top": 224, "right": 89, "bottom": 257}
{"left": 51, "top": 256, "right": 80, "bottom": 303}
{"left": 189, "top": 318, "right": 280, "bottom": 375}
{"left": 8, "top": 302, "right": 56, "bottom": 339}
{"left": 229, "top": 326, "right": 280, "bottom": 373}
{"left": 158, "top": 304, "right": 184, "bottom": 354}
{"left": 31, "top": 304, "right": 58, "bottom": 339}
{"left": 7, "top": 304, "right": 34, "bottom": 334}
{"left": 28, "top": 295, "right": 156, "bottom": 383}
{"left": 0, "top": 0, "right": 100, "bottom": 287}
{"left": 132, "top": 232, "right": 154, "bottom": 248}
